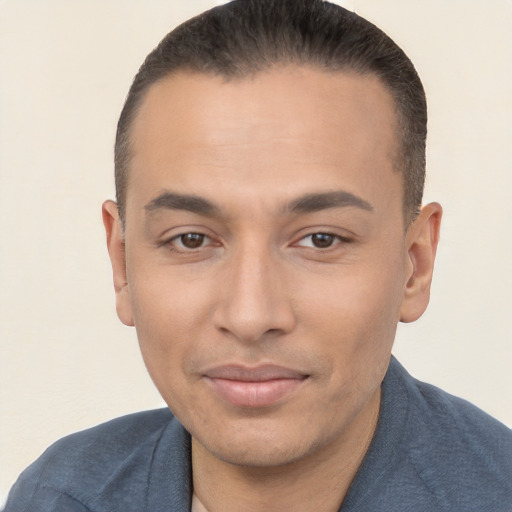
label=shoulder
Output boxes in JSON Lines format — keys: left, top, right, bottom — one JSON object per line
{"left": 393, "top": 359, "right": 512, "bottom": 456}
{"left": 391, "top": 358, "right": 512, "bottom": 510}
{"left": 4, "top": 408, "right": 188, "bottom": 512}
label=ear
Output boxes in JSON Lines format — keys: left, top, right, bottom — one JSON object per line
{"left": 102, "top": 200, "right": 134, "bottom": 326}
{"left": 400, "top": 202, "right": 442, "bottom": 323}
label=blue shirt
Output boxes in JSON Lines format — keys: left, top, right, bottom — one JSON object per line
{"left": 5, "top": 357, "right": 512, "bottom": 511}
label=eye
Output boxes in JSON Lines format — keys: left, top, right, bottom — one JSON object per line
{"left": 171, "top": 233, "right": 211, "bottom": 250}
{"left": 296, "top": 233, "right": 345, "bottom": 249}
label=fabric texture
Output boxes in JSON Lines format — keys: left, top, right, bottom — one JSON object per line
{"left": 5, "top": 357, "right": 512, "bottom": 512}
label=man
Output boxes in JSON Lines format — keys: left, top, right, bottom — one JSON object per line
{"left": 5, "top": 0, "right": 511, "bottom": 510}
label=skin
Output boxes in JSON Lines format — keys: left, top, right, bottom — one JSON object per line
{"left": 103, "top": 66, "right": 441, "bottom": 511}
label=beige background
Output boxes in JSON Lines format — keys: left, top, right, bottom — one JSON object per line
{"left": 1, "top": 0, "right": 511, "bottom": 504}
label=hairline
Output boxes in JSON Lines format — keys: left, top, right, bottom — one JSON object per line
{"left": 116, "top": 64, "right": 414, "bottom": 230}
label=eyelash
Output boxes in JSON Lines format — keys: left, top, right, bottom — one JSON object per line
{"left": 294, "top": 232, "right": 351, "bottom": 249}
{"left": 163, "top": 231, "right": 351, "bottom": 253}
{"left": 165, "top": 233, "right": 214, "bottom": 252}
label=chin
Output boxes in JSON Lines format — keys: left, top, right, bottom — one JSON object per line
{"left": 193, "top": 423, "right": 326, "bottom": 469}
{"left": 211, "top": 444, "right": 309, "bottom": 468}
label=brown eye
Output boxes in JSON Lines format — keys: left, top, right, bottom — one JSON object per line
{"left": 295, "top": 232, "right": 343, "bottom": 249}
{"left": 178, "top": 233, "right": 206, "bottom": 249}
{"left": 310, "top": 233, "right": 336, "bottom": 248}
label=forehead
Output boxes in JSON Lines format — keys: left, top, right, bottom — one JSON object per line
{"left": 127, "top": 66, "right": 401, "bottom": 217}
{"left": 132, "top": 66, "right": 398, "bottom": 149}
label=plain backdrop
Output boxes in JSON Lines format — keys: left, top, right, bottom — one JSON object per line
{"left": 1, "top": 0, "right": 511, "bottom": 503}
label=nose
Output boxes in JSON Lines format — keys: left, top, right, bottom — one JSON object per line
{"left": 212, "top": 242, "right": 296, "bottom": 344}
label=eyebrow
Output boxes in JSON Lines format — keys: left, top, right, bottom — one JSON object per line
{"left": 144, "top": 189, "right": 373, "bottom": 218}
{"left": 144, "top": 191, "right": 220, "bottom": 216}
{"left": 286, "top": 191, "right": 374, "bottom": 214}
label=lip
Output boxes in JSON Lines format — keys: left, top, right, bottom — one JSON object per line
{"left": 203, "top": 365, "right": 308, "bottom": 408}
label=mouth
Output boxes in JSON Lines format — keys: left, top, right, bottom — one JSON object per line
{"left": 203, "top": 365, "right": 309, "bottom": 408}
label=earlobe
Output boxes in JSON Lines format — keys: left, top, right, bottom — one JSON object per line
{"left": 102, "top": 200, "right": 134, "bottom": 327}
{"left": 400, "top": 202, "right": 442, "bottom": 323}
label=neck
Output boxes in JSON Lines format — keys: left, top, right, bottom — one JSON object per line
{"left": 192, "top": 388, "right": 380, "bottom": 512}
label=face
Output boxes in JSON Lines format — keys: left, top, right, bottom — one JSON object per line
{"left": 104, "top": 66, "right": 440, "bottom": 469}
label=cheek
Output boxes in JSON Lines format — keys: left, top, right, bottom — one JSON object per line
{"left": 302, "top": 264, "right": 403, "bottom": 335}
{"left": 298, "top": 258, "right": 405, "bottom": 377}
{"left": 127, "top": 270, "right": 212, "bottom": 380}
{"left": 130, "top": 261, "right": 212, "bottom": 327}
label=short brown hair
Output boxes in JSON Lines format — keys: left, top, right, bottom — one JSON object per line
{"left": 115, "top": 0, "right": 427, "bottom": 224}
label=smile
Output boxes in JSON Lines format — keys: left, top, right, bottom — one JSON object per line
{"left": 203, "top": 365, "right": 309, "bottom": 408}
